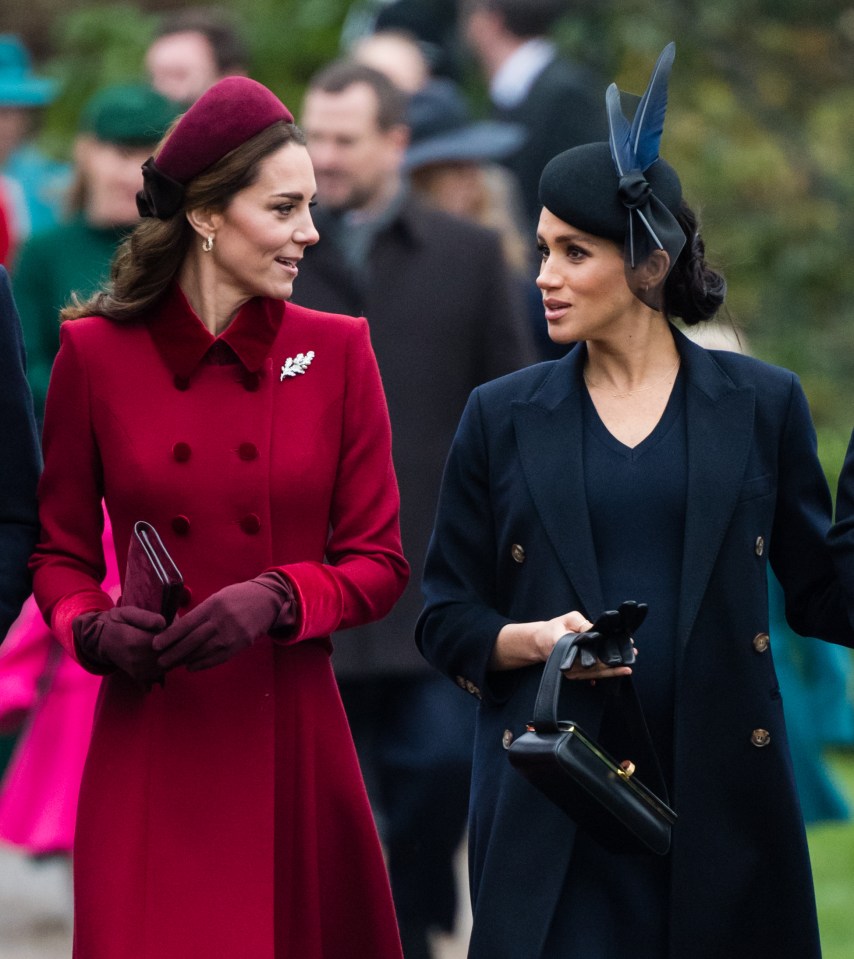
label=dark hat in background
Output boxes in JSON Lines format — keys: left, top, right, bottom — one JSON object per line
{"left": 136, "top": 76, "right": 294, "bottom": 219}
{"left": 404, "top": 78, "right": 525, "bottom": 170}
{"left": 80, "top": 84, "right": 181, "bottom": 147}
{"left": 0, "top": 34, "right": 58, "bottom": 107}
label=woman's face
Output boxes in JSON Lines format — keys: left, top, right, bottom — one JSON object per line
{"left": 205, "top": 142, "right": 319, "bottom": 303}
{"left": 535, "top": 207, "right": 639, "bottom": 345}
{"left": 76, "top": 137, "right": 152, "bottom": 227}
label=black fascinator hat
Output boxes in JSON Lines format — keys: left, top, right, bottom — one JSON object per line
{"left": 539, "top": 43, "right": 685, "bottom": 308}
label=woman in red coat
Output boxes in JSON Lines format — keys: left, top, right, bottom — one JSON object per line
{"left": 29, "top": 77, "right": 409, "bottom": 959}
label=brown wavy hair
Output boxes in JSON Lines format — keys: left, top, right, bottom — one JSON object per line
{"left": 61, "top": 120, "right": 307, "bottom": 323}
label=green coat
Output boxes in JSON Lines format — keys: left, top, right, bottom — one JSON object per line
{"left": 12, "top": 215, "right": 127, "bottom": 420}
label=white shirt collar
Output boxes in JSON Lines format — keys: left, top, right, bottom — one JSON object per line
{"left": 490, "top": 39, "right": 556, "bottom": 109}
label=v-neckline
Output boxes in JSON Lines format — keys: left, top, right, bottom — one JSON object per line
{"left": 583, "top": 370, "right": 685, "bottom": 460}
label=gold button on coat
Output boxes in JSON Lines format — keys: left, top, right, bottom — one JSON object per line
{"left": 752, "top": 633, "right": 770, "bottom": 653}
{"left": 754, "top": 536, "right": 765, "bottom": 556}
{"left": 751, "top": 728, "right": 771, "bottom": 748}
{"left": 511, "top": 544, "right": 526, "bottom": 564}
{"left": 502, "top": 730, "right": 514, "bottom": 750}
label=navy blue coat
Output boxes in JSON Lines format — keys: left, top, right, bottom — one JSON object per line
{"left": 0, "top": 265, "right": 41, "bottom": 640}
{"left": 417, "top": 328, "right": 854, "bottom": 958}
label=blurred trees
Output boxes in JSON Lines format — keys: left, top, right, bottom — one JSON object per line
{"left": 5, "top": 0, "right": 854, "bottom": 472}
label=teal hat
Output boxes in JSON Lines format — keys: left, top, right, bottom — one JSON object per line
{"left": 80, "top": 84, "right": 182, "bottom": 147}
{"left": 0, "top": 34, "right": 58, "bottom": 107}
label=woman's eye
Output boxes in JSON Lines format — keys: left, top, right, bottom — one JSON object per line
{"left": 537, "top": 244, "right": 549, "bottom": 260}
{"left": 275, "top": 204, "right": 295, "bottom": 216}
{"left": 567, "top": 246, "right": 587, "bottom": 261}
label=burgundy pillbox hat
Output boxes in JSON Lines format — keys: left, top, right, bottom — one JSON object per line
{"left": 136, "top": 76, "right": 294, "bottom": 219}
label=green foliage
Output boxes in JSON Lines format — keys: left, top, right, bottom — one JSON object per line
{"left": 808, "top": 751, "right": 854, "bottom": 958}
{"left": 40, "top": 5, "right": 158, "bottom": 157}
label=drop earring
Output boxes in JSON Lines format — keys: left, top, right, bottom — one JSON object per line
{"left": 202, "top": 235, "right": 214, "bottom": 253}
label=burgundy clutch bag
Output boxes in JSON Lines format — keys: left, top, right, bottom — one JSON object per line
{"left": 121, "top": 521, "right": 184, "bottom": 625}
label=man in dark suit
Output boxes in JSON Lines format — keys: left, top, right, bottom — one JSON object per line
{"left": 460, "top": 0, "right": 607, "bottom": 236}
{"left": 0, "top": 265, "right": 40, "bottom": 641}
{"left": 294, "top": 60, "right": 536, "bottom": 959}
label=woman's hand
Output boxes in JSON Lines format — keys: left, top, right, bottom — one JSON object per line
{"left": 72, "top": 606, "right": 166, "bottom": 686}
{"left": 153, "top": 574, "right": 295, "bottom": 672}
{"left": 491, "top": 610, "right": 635, "bottom": 679}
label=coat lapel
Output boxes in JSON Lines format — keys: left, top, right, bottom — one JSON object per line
{"left": 512, "top": 332, "right": 756, "bottom": 655}
{"left": 675, "top": 330, "right": 756, "bottom": 658}
{"left": 512, "top": 346, "right": 605, "bottom": 620}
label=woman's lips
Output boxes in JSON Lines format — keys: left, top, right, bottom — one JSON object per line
{"left": 543, "top": 300, "right": 570, "bottom": 322}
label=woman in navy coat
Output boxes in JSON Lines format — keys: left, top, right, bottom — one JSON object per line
{"left": 417, "top": 46, "right": 854, "bottom": 958}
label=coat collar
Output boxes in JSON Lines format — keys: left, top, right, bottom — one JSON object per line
{"left": 146, "top": 283, "right": 283, "bottom": 379}
{"left": 512, "top": 327, "right": 756, "bottom": 653}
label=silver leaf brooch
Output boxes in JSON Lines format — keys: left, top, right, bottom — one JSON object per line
{"left": 280, "top": 351, "right": 315, "bottom": 381}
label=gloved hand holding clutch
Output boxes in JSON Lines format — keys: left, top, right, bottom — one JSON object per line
{"left": 73, "top": 606, "right": 167, "bottom": 686}
{"left": 153, "top": 572, "right": 297, "bottom": 672}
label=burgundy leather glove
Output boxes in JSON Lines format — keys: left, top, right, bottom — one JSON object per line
{"left": 152, "top": 572, "right": 297, "bottom": 672}
{"left": 72, "top": 606, "right": 167, "bottom": 686}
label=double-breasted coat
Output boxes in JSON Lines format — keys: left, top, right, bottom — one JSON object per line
{"left": 30, "top": 284, "right": 409, "bottom": 959}
{"left": 417, "top": 328, "right": 854, "bottom": 959}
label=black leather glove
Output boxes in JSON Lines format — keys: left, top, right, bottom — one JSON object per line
{"left": 560, "top": 601, "right": 647, "bottom": 671}
{"left": 153, "top": 572, "right": 297, "bottom": 672}
{"left": 72, "top": 606, "right": 167, "bottom": 686}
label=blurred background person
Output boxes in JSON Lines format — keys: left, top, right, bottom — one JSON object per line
{"left": 13, "top": 83, "right": 180, "bottom": 426}
{"left": 295, "top": 60, "right": 536, "bottom": 959}
{"left": 0, "top": 34, "right": 70, "bottom": 249}
{"left": 342, "top": 0, "right": 462, "bottom": 81}
{"left": 459, "top": 0, "right": 606, "bottom": 238}
{"left": 404, "top": 77, "right": 564, "bottom": 360}
{"left": 0, "top": 265, "right": 39, "bottom": 645}
{"left": 350, "top": 28, "right": 432, "bottom": 94}
{"left": 145, "top": 6, "right": 249, "bottom": 105}
{"left": 0, "top": 514, "right": 119, "bottom": 931}
{"left": 0, "top": 182, "right": 16, "bottom": 265}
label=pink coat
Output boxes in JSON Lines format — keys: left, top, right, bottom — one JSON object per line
{"left": 30, "top": 286, "right": 409, "bottom": 959}
{"left": 0, "top": 515, "right": 116, "bottom": 855}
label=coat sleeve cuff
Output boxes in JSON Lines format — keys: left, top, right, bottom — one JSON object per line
{"left": 268, "top": 562, "right": 343, "bottom": 645}
{"left": 49, "top": 590, "right": 113, "bottom": 661}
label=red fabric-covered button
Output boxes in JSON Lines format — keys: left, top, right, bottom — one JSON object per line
{"left": 239, "top": 513, "right": 261, "bottom": 534}
{"left": 171, "top": 515, "right": 191, "bottom": 535}
{"left": 179, "top": 586, "right": 193, "bottom": 607}
{"left": 172, "top": 442, "right": 192, "bottom": 462}
{"left": 242, "top": 371, "right": 260, "bottom": 392}
{"left": 174, "top": 374, "right": 191, "bottom": 391}
{"left": 238, "top": 442, "right": 258, "bottom": 461}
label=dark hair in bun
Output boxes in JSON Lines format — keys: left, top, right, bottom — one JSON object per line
{"left": 663, "top": 201, "right": 727, "bottom": 324}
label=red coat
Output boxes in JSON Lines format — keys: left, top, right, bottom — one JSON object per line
{"left": 30, "top": 285, "right": 409, "bottom": 959}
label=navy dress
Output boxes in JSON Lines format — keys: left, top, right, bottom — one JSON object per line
{"left": 544, "top": 373, "right": 687, "bottom": 957}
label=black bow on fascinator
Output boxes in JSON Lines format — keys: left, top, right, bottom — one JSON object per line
{"left": 136, "top": 157, "right": 186, "bottom": 219}
{"left": 606, "top": 42, "right": 685, "bottom": 273}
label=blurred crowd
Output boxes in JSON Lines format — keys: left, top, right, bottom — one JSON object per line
{"left": 0, "top": 4, "right": 851, "bottom": 958}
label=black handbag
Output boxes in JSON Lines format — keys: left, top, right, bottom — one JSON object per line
{"left": 507, "top": 631, "right": 676, "bottom": 855}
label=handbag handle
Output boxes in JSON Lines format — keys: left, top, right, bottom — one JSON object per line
{"left": 529, "top": 631, "right": 671, "bottom": 803}
{"left": 531, "top": 632, "right": 585, "bottom": 732}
